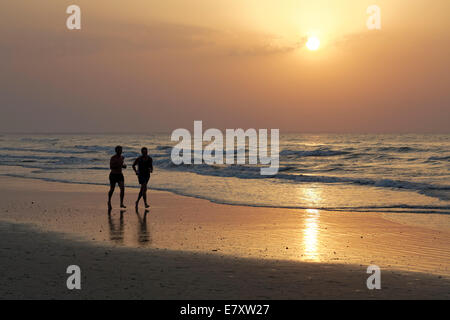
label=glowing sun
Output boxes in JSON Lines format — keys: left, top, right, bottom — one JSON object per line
{"left": 306, "top": 36, "right": 320, "bottom": 51}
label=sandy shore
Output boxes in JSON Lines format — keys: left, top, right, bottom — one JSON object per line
{"left": 0, "top": 176, "right": 449, "bottom": 299}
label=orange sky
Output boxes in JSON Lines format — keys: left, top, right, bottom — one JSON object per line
{"left": 1, "top": 0, "right": 449, "bottom": 133}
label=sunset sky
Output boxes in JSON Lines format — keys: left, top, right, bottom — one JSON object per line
{"left": 1, "top": 0, "right": 449, "bottom": 133}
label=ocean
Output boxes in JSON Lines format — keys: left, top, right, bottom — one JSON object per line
{"left": 0, "top": 133, "right": 449, "bottom": 214}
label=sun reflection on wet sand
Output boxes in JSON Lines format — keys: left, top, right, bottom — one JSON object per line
{"left": 303, "top": 209, "right": 320, "bottom": 261}
{"left": 300, "top": 187, "right": 322, "bottom": 261}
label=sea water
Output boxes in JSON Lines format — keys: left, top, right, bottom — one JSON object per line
{"left": 0, "top": 133, "right": 449, "bottom": 214}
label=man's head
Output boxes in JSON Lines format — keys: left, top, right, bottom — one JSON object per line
{"left": 115, "top": 145, "right": 123, "bottom": 156}
{"left": 141, "top": 147, "right": 148, "bottom": 156}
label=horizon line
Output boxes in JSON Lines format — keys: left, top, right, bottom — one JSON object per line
{"left": 1, "top": 131, "right": 449, "bottom": 135}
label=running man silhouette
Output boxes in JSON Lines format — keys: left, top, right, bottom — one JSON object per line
{"left": 108, "top": 145, "right": 127, "bottom": 209}
{"left": 133, "top": 147, "right": 153, "bottom": 208}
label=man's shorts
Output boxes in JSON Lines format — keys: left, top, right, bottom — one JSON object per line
{"left": 138, "top": 173, "right": 150, "bottom": 185}
{"left": 109, "top": 173, "right": 124, "bottom": 186}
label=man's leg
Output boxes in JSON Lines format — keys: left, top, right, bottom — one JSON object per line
{"left": 108, "top": 184, "right": 115, "bottom": 208}
{"left": 142, "top": 184, "right": 149, "bottom": 207}
{"left": 136, "top": 184, "right": 144, "bottom": 207}
{"left": 119, "top": 181, "right": 126, "bottom": 208}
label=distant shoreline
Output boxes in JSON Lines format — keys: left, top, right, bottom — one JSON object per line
{"left": 2, "top": 132, "right": 450, "bottom": 135}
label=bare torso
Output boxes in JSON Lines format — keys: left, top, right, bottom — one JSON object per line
{"left": 110, "top": 155, "right": 125, "bottom": 174}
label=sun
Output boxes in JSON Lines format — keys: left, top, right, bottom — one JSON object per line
{"left": 306, "top": 36, "right": 320, "bottom": 51}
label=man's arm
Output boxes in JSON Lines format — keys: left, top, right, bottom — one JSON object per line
{"left": 121, "top": 156, "right": 127, "bottom": 169}
{"left": 150, "top": 158, "right": 153, "bottom": 173}
{"left": 132, "top": 157, "right": 139, "bottom": 174}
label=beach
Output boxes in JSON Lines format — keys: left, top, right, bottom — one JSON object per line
{"left": 0, "top": 176, "right": 449, "bottom": 299}
{"left": 2, "top": 0, "right": 450, "bottom": 304}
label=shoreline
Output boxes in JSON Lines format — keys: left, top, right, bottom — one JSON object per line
{"left": 2, "top": 168, "right": 449, "bottom": 216}
{"left": 0, "top": 176, "right": 449, "bottom": 299}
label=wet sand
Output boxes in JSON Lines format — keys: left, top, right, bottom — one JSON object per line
{"left": 0, "top": 176, "right": 449, "bottom": 299}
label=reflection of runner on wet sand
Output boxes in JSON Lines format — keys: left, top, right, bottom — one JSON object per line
{"left": 108, "top": 209, "right": 125, "bottom": 244}
{"left": 135, "top": 208, "right": 151, "bottom": 245}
